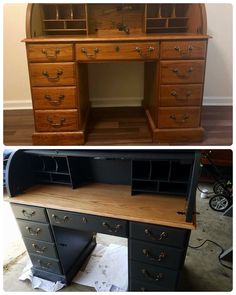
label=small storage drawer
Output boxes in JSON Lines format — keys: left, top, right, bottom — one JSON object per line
{"left": 47, "top": 209, "right": 128, "bottom": 238}
{"left": 130, "top": 279, "right": 171, "bottom": 291}
{"left": 30, "top": 63, "right": 76, "bottom": 86}
{"left": 76, "top": 42, "right": 159, "bottom": 61}
{"left": 160, "top": 60, "right": 205, "bottom": 84}
{"left": 160, "top": 41, "right": 207, "bottom": 60}
{"left": 160, "top": 84, "right": 203, "bottom": 107}
{"left": 30, "top": 254, "right": 62, "bottom": 275}
{"left": 158, "top": 107, "right": 200, "bottom": 129}
{"left": 27, "top": 44, "right": 74, "bottom": 62}
{"left": 129, "top": 240, "right": 184, "bottom": 270}
{"left": 130, "top": 260, "right": 179, "bottom": 289}
{"left": 17, "top": 219, "right": 53, "bottom": 242}
{"left": 34, "top": 110, "right": 79, "bottom": 132}
{"left": 24, "top": 237, "right": 58, "bottom": 259}
{"left": 130, "top": 222, "right": 188, "bottom": 248}
{"left": 11, "top": 204, "right": 48, "bottom": 223}
{"left": 32, "top": 87, "right": 77, "bottom": 110}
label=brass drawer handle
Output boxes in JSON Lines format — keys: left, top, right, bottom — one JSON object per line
{"left": 172, "top": 67, "right": 193, "bottom": 78}
{"left": 38, "top": 259, "right": 51, "bottom": 269}
{"left": 135, "top": 47, "right": 142, "bottom": 55}
{"left": 32, "top": 243, "right": 47, "bottom": 254}
{"left": 171, "top": 90, "right": 192, "bottom": 101}
{"left": 144, "top": 229, "right": 168, "bottom": 241}
{"left": 45, "top": 94, "right": 65, "bottom": 105}
{"left": 41, "top": 48, "right": 60, "bottom": 59}
{"left": 52, "top": 214, "right": 69, "bottom": 224}
{"left": 147, "top": 46, "right": 155, "bottom": 53}
{"left": 22, "top": 209, "right": 36, "bottom": 218}
{"left": 47, "top": 117, "right": 65, "bottom": 128}
{"left": 81, "top": 47, "right": 99, "bottom": 58}
{"left": 102, "top": 222, "right": 121, "bottom": 233}
{"left": 170, "top": 113, "right": 190, "bottom": 123}
{"left": 142, "top": 249, "right": 166, "bottom": 261}
{"left": 42, "top": 69, "right": 63, "bottom": 81}
{"left": 174, "top": 45, "right": 193, "bottom": 56}
{"left": 25, "top": 226, "right": 41, "bottom": 236}
{"left": 141, "top": 269, "right": 163, "bottom": 281}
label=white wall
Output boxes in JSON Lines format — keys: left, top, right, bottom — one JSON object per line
{"left": 3, "top": 3, "right": 233, "bottom": 109}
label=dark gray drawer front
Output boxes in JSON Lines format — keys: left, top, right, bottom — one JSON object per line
{"left": 130, "top": 260, "right": 179, "bottom": 289}
{"left": 24, "top": 238, "right": 58, "bottom": 259}
{"left": 47, "top": 209, "right": 128, "bottom": 237}
{"left": 130, "top": 278, "right": 172, "bottom": 291}
{"left": 30, "top": 254, "right": 62, "bottom": 275}
{"left": 11, "top": 204, "right": 48, "bottom": 223}
{"left": 130, "top": 222, "right": 188, "bottom": 248}
{"left": 17, "top": 219, "right": 53, "bottom": 242}
{"left": 129, "top": 239, "right": 184, "bottom": 270}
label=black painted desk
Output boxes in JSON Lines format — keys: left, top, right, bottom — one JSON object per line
{"left": 5, "top": 149, "right": 199, "bottom": 291}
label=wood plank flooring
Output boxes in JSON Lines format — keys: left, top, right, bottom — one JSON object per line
{"left": 3, "top": 106, "right": 232, "bottom": 146}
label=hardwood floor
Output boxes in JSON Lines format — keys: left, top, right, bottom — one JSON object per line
{"left": 3, "top": 106, "right": 232, "bottom": 146}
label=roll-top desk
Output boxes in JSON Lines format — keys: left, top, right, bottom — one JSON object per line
{"left": 5, "top": 149, "right": 200, "bottom": 291}
{"left": 23, "top": 4, "right": 210, "bottom": 145}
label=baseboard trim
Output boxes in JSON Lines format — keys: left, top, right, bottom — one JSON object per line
{"left": 4, "top": 96, "right": 232, "bottom": 110}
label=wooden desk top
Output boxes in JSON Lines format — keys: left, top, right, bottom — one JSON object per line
{"left": 6, "top": 183, "right": 195, "bottom": 230}
{"left": 23, "top": 33, "right": 210, "bottom": 43}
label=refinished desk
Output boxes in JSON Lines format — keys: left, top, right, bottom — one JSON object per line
{"left": 5, "top": 149, "right": 199, "bottom": 291}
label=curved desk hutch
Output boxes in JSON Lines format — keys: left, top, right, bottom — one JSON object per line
{"left": 24, "top": 3, "right": 209, "bottom": 145}
{"left": 5, "top": 149, "right": 200, "bottom": 291}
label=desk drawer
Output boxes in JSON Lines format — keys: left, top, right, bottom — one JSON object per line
{"left": 24, "top": 238, "right": 58, "bottom": 259}
{"left": 129, "top": 240, "right": 184, "bottom": 270}
{"left": 47, "top": 209, "right": 128, "bottom": 237}
{"left": 160, "top": 41, "right": 207, "bottom": 60}
{"left": 30, "top": 63, "right": 76, "bottom": 86}
{"left": 17, "top": 219, "right": 53, "bottom": 242}
{"left": 130, "top": 260, "right": 179, "bottom": 289}
{"left": 76, "top": 42, "right": 159, "bottom": 61}
{"left": 35, "top": 110, "right": 79, "bottom": 132}
{"left": 160, "top": 85, "right": 203, "bottom": 107}
{"left": 160, "top": 60, "right": 205, "bottom": 84}
{"left": 32, "top": 87, "right": 77, "bottom": 110}
{"left": 130, "top": 279, "right": 172, "bottom": 291}
{"left": 30, "top": 254, "right": 62, "bottom": 275}
{"left": 11, "top": 204, "right": 48, "bottom": 223}
{"left": 27, "top": 44, "right": 74, "bottom": 62}
{"left": 130, "top": 222, "right": 188, "bottom": 248}
{"left": 158, "top": 107, "right": 200, "bottom": 129}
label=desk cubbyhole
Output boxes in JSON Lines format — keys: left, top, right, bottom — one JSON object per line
{"left": 146, "top": 4, "right": 161, "bottom": 18}
{"left": 150, "top": 161, "right": 170, "bottom": 180}
{"left": 66, "top": 21, "right": 86, "bottom": 30}
{"left": 161, "top": 4, "right": 174, "bottom": 18}
{"left": 169, "top": 18, "right": 188, "bottom": 28}
{"left": 132, "top": 161, "right": 151, "bottom": 180}
{"left": 51, "top": 174, "right": 71, "bottom": 185}
{"left": 170, "top": 161, "right": 192, "bottom": 182}
{"left": 72, "top": 4, "right": 87, "bottom": 19}
{"left": 54, "top": 157, "right": 69, "bottom": 174}
{"left": 132, "top": 180, "right": 158, "bottom": 193}
{"left": 42, "top": 4, "right": 58, "bottom": 20}
{"left": 35, "top": 172, "right": 51, "bottom": 183}
{"left": 175, "top": 4, "right": 189, "bottom": 17}
{"left": 159, "top": 181, "right": 188, "bottom": 195}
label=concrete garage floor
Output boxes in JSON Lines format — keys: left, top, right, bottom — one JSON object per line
{"left": 3, "top": 184, "right": 232, "bottom": 292}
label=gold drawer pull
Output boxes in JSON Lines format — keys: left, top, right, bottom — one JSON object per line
{"left": 45, "top": 94, "right": 65, "bottom": 105}
{"left": 42, "top": 48, "right": 60, "bottom": 59}
{"left": 142, "top": 249, "right": 166, "bottom": 261}
{"left": 32, "top": 243, "right": 47, "bottom": 254}
{"left": 81, "top": 47, "right": 99, "bottom": 58}
{"left": 42, "top": 69, "right": 63, "bottom": 81}
{"left": 144, "top": 229, "right": 168, "bottom": 241}
{"left": 172, "top": 67, "right": 193, "bottom": 78}
{"left": 141, "top": 269, "right": 163, "bottom": 281}
{"left": 26, "top": 226, "right": 41, "bottom": 236}
{"left": 22, "top": 209, "right": 36, "bottom": 218}
{"left": 147, "top": 46, "right": 155, "bottom": 53}
{"left": 174, "top": 45, "right": 193, "bottom": 56}
{"left": 135, "top": 47, "right": 142, "bottom": 55}
{"left": 47, "top": 117, "right": 65, "bottom": 128}
{"left": 102, "top": 222, "right": 121, "bottom": 233}
{"left": 38, "top": 259, "right": 51, "bottom": 269}
{"left": 171, "top": 90, "right": 192, "bottom": 101}
{"left": 52, "top": 214, "right": 69, "bottom": 224}
{"left": 170, "top": 113, "right": 190, "bottom": 123}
